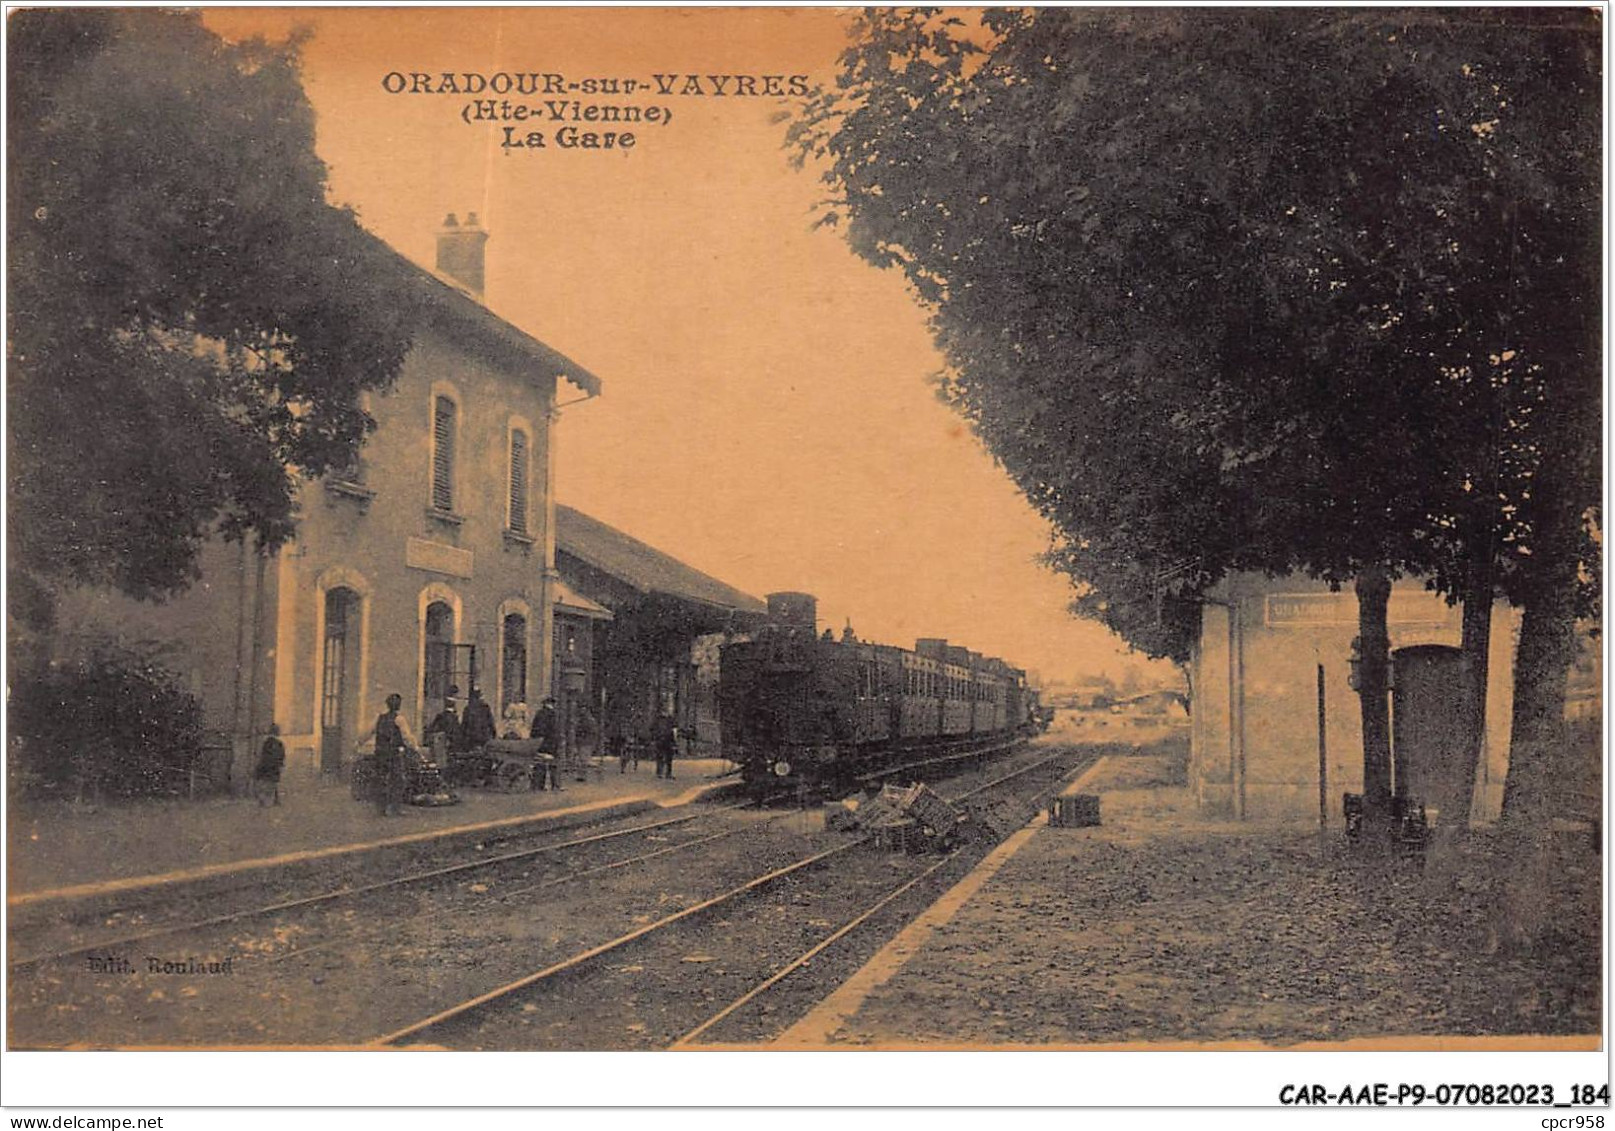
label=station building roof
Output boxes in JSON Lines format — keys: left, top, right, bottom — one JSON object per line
{"left": 555, "top": 505, "right": 767, "bottom": 615}
{"left": 364, "top": 228, "right": 604, "bottom": 398}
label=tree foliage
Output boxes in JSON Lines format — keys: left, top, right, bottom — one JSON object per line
{"left": 8, "top": 9, "right": 420, "bottom": 601}
{"left": 792, "top": 9, "right": 1599, "bottom": 666}
{"left": 8, "top": 637, "right": 203, "bottom": 799}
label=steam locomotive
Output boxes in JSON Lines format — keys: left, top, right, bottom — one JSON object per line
{"left": 718, "top": 592, "right": 1044, "bottom": 793}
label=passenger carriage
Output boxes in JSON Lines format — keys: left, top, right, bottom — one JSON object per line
{"left": 718, "top": 592, "right": 1037, "bottom": 793}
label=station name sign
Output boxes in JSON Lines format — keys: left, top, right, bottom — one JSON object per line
{"left": 1265, "top": 592, "right": 1459, "bottom": 629}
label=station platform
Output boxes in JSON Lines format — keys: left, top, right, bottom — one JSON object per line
{"left": 771, "top": 747, "right": 1601, "bottom": 1050}
{"left": 6, "top": 757, "right": 734, "bottom": 909}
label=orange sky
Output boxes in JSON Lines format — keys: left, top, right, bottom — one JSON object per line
{"left": 206, "top": 7, "right": 1175, "bottom": 688}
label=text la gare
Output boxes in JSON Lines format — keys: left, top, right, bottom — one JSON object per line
{"left": 503, "top": 126, "right": 634, "bottom": 151}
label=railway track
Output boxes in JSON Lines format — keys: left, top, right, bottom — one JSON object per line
{"left": 5, "top": 790, "right": 851, "bottom": 1047}
{"left": 8, "top": 739, "right": 1078, "bottom": 1048}
{"left": 376, "top": 745, "right": 1091, "bottom": 1049}
{"left": 7, "top": 798, "right": 765, "bottom": 973}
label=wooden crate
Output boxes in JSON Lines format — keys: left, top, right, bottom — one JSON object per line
{"left": 1049, "top": 793, "right": 1101, "bottom": 828}
{"left": 871, "top": 818, "right": 921, "bottom": 852}
{"left": 902, "top": 783, "right": 962, "bottom": 834}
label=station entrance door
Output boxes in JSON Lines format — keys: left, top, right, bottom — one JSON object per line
{"left": 321, "top": 588, "right": 362, "bottom": 774}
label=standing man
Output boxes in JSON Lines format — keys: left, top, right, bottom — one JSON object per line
{"left": 654, "top": 712, "right": 677, "bottom": 780}
{"left": 424, "top": 689, "right": 463, "bottom": 763}
{"left": 529, "top": 697, "right": 561, "bottom": 792}
{"left": 462, "top": 687, "right": 496, "bottom": 750}
{"left": 373, "top": 692, "right": 415, "bottom": 816}
{"left": 530, "top": 697, "right": 558, "bottom": 751}
{"left": 253, "top": 723, "right": 285, "bottom": 807}
{"left": 612, "top": 713, "right": 636, "bottom": 774}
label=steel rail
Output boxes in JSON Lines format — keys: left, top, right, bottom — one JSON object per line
{"left": 670, "top": 849, "right": 961, "bottom": 1047}
{"left": 8, "top": 806, "right": 740, "bottom": 972}
{"left": 672, "top": 749, "right": 1094, "bottom": 1047}
{"left": 265, "top": 822, "right": 758, "bottom": 967}
{"left": 950, "top": 748, "right": 1073, "bottom": 802}
{"left": 375, "top": 746, "right": 1091, "bottom": 1049}
{"left": 375, "top": 838, "right": 869, "bottom": 1046}
{"left": 851, "top": 735, "right": 1024, "bottom": 785}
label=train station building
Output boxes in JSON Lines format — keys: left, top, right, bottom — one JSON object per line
{"left": 51, "top": 214, "right": 604, "bottom": 786}
{"left": 1188, "top": 571, "right": 1522, "bottom": 825}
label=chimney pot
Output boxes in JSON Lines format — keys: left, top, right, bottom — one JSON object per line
{"left": 435, "top": 210, "right": 489, "bottom": 298}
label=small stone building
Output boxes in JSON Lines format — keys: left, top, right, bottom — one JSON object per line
{"left": 1189, "top": 572, "right": 1520, "bottom": 824}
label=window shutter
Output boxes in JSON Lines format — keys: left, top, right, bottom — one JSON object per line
{"left": 432, "top": 396, "right": 456, "bottom": 510}
{"left": 509, "top": 429, "right": 529, "bottom": 534}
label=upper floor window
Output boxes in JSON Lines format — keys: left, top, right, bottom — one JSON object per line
{"left": 431, "top": 395, "right": 457, "bottom": 511}
{"left": 508, "top": 427, "right": 530, "bottom": 535}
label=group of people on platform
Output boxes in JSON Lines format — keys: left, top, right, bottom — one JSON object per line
{"left": 256, "top": 685, "right": 688, "bottom": 816}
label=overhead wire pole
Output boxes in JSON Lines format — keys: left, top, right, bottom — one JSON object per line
{"left": 1317, "top": 662, "right": 1328, "bottom": 833}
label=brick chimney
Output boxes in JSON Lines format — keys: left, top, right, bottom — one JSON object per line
{"left": 435, "top": 212, "right": 489, "bottom": 298}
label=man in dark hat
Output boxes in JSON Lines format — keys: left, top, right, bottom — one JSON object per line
{"left": 372, "top": 693, "right": 413, "bottom": 816}
{"left": 462, "top": 687, "right": 496, "bottom": 751}
{"left": 530, "top": 697, "right": 558, "bottom": 753}
{"left": 424, "top": 687, "right": 463, "bottom": 763}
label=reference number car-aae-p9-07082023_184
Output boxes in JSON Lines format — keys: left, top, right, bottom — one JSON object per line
{"left": 1278, "top": 1083, "right": 1609, "bottom": 1107}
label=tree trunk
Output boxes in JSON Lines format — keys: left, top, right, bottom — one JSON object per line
{"left": 1489, "top": 575, "right": 1577, "bottom": 953}
{"left": 1455, "top": 549, "right": 1494, "bottom": 825}
{"left": 1354, "top": 568, "right": 1393, "bottom": 816}
{"left": 1500, "top": 580, "right": 1576, "bottom": 826}
{"left": 1491, "top": 465, "right": 1582, "bottom": 949}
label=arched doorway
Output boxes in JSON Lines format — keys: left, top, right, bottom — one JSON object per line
{"left": 320, "top": 587, "right": 362, "bottom": 773}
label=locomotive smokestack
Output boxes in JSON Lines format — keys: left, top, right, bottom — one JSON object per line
{"left": 766, "top": 592, "right": 817, "bottom": 634}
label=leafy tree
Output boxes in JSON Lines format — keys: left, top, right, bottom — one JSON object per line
{"left": 793, "top": 9, "right": 1598, "bottom": 841}
{"left": 8, "top": 637, "right": 204, "bottom": 800}
{"left": 7, "top": 9, "right": 419, "bottom": 605}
